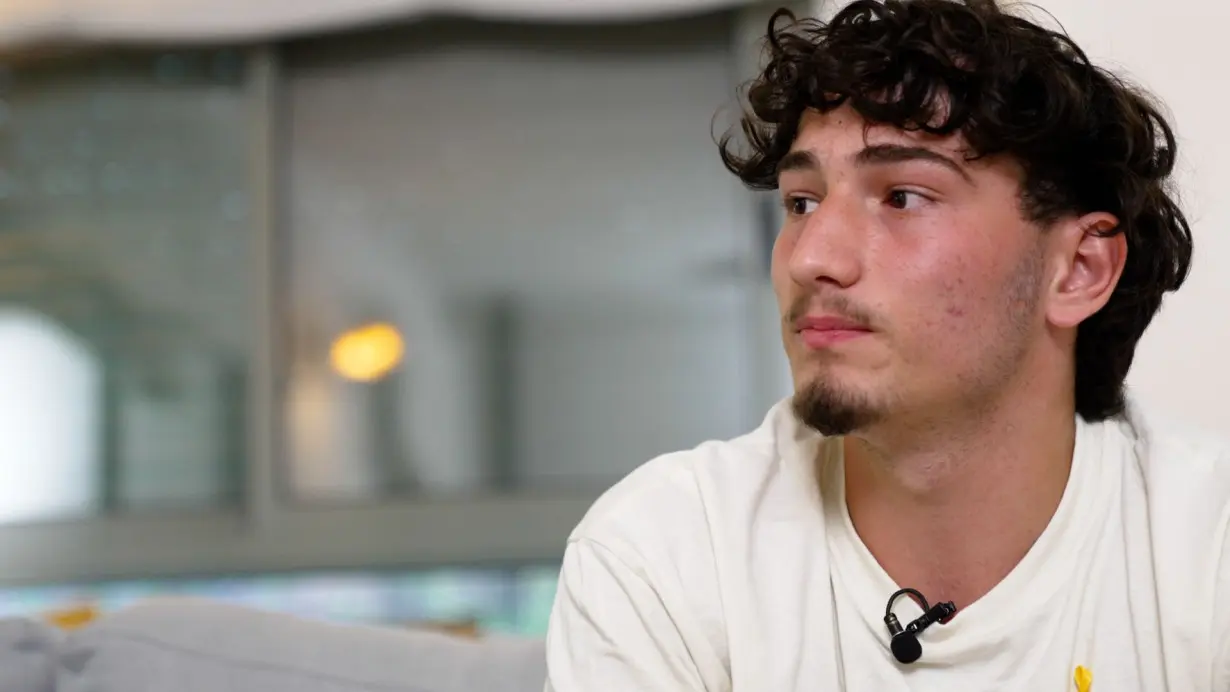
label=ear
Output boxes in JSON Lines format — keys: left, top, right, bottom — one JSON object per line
{"left": 1046, "top": 212, "right": 1126, "bottom": 329}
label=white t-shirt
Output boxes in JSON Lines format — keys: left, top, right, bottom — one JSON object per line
{"left": 544, "top": 398, "right": 1230, "bottom": 691}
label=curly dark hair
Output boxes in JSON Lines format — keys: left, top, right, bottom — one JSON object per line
{"left": 720, "top": 0, "right": 1193, "bottom": 422}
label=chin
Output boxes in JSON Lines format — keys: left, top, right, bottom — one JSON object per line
{"left": 790, "top": 377, "right": 883, "bottom": 437}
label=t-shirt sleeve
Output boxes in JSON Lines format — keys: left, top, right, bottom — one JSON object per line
{"left": 543, "top": 537, "right": 727, "bottom": 692}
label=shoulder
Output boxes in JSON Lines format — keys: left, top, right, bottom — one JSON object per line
{"left": 1124, "top": 399, "right": 1230, "bottom": 672}
{"left": 555, "top": 400, "right": 819, "bottom": 665}
{"left": 1124, "top": 398, "right": 1230, "bottom": 564}
{"left": 547, "top": 414, "right": 808, "bottom": 692}
{"left": 1126, "top": 397, "right": 1230, "bottom": 521}
{"left": 567, "top": 399, "right": 815, "bottom": 568}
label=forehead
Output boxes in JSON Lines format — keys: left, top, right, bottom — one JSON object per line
{"left": 789, "top": 106, "right": 971, "bottom": 162}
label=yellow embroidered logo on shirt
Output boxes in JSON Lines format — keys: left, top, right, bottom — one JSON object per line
{"left": 1073, "top": 665, "right": 1092, "bottom": 692}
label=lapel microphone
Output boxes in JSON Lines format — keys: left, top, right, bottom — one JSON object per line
{"left": 883, "top": 587, "right": 958, "bottom": 664}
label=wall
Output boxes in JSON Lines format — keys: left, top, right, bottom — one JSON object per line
{"left": 1036, "top": 0, "right": 1230, "bottom": 431}
{"left": 515, "top": 291, "right": 755, "bottom": 488}
{"left": 282, "top": 11, "right": 786, "bottom": 496}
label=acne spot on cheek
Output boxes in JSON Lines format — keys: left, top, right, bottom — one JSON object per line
{"left": 942, "top": 275, "right": 967, "bottom": 319}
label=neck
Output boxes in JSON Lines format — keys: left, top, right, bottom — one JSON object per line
{"left": 840, "top": 373, "right": 1077, "bottom": 611}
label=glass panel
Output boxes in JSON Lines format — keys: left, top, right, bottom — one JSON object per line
{"left": 280, "top": 14, "right": 789, "bottom": 503}
{"left": 0, "top": 565, "right": 559, "bottom": 636}
{"left": 0, "top": 49, "right": 254, "bottom": 523}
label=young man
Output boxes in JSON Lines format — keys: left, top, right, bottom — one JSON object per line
{"left": 544, "top": 1, "right": 1228, "bottom": 690}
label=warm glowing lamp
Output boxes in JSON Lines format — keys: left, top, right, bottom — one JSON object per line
{"left": 329, "top": 322, "right": 405, "bottom": 382}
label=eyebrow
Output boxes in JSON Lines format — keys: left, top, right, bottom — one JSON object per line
{"left": 776, "top": 150, "right": 820, "bottom": 176}
{"left": 776, "top": 144, "right": 972, "bottom": 183}
{"left": 856, "top": 144, "right": 972, "bottom": 183}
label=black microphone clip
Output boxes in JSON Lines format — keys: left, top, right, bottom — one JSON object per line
{"left": 883, "top": 589, "right": 957, "bottom": 664}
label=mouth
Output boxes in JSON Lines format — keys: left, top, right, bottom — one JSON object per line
{"left": 794, "top": 316, "right": 872, "bottom": 349}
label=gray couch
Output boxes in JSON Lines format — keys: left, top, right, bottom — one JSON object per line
{"left": 0, "top": 598, "right": 547, "bottom": 692}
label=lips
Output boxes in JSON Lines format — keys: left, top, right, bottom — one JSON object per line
{"left": 795, "top": 316, "right": 868, "bottom": 332}
{"left": 794, "top": 315, "right": 871, "bottom": 348}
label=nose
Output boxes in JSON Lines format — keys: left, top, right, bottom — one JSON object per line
{"left": 786, "top": 189, "right": 865, "bottom": 289}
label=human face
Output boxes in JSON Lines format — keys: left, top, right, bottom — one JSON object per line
{"left": 774, "top": 106, "right": 1049, "bottom": 436}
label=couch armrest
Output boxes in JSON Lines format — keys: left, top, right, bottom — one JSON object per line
{"left": 0, "top": 617, "right": 59, "bottom": 692}
{"left": 57, "top": 597, "right": 545, "bottom": 692}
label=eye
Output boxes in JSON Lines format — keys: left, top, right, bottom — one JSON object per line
{"left": 885, "top": 189, "right": 931, "bottom": 211}
{"left": 784, "top": 196, "right": 819, "bottom": 216}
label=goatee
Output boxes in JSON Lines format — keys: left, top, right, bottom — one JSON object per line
{"left": 791, "top": 379, "right": 881, "bottom": 437}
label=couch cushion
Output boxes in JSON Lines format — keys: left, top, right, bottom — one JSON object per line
{"left": 57, "top": 597, "right": 546, "bottom": 692}
{"left": 0, "top": 617, "right": 59, "bottom": 692}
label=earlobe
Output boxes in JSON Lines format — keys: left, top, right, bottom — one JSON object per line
{"left": 1048, "top": 213, "right": 1125, "bottom": 329}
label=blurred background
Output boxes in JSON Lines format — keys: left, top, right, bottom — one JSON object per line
{"left": 0, "top": 0, "right": 1226, "bottom": 638}
{"left": 0, "top": 0, "right": 804, "bottom": 636}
